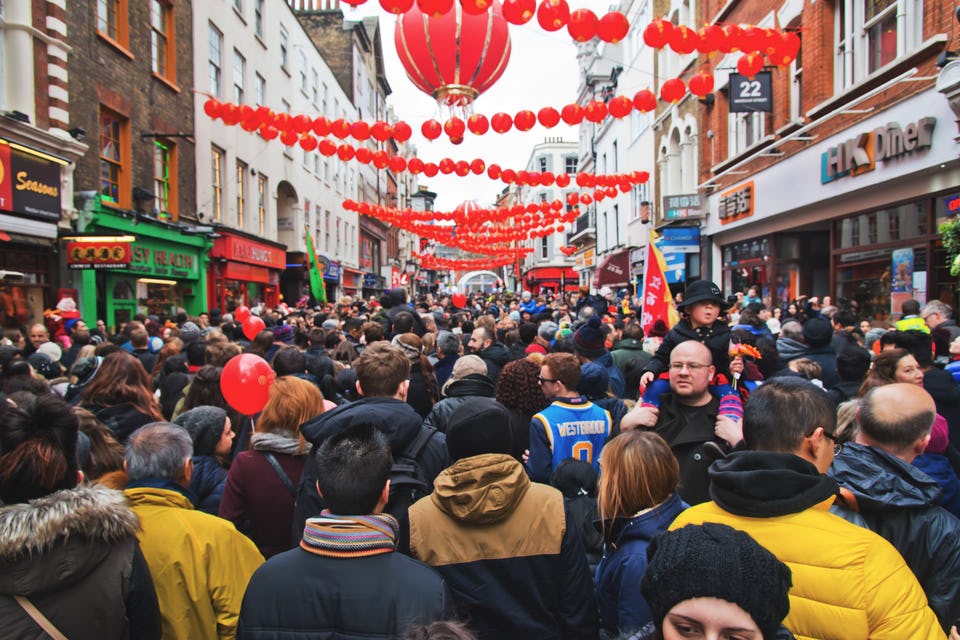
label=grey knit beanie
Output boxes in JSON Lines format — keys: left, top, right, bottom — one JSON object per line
{"left": 173, "top": 406, "right": 228, "bottom": 456}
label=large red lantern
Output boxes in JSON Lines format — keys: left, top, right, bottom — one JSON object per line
{"left": 597, "top": 12, "right": 629, "bottom": 44}
{"left": 567, "top": 8, "right": 598, "bottom": 42}
{"left": 643, "top": 18, "right": 673, "bottom": 48}
{"left": 668, "top": 25, "right": 699, "bottom": 54}
{"left": 659, "top": 78, "right": 686, "bottom": 103}
{"left": 633, "top": 89, "right": 657, "bottom": 112}
{"left": 396, "top": 1, "right": 512, "bottom": 108}
{"left": 538, "top": 107, "right": 560, "bottom": 127}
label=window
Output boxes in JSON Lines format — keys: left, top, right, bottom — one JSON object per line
{"left": 97, "top": 0, "right": 128, "bottom": 46}
{"left": 255, "top": 73, "right": 265, "bottom": 106}
{"left": 299, "top": 50, "right": 308, "bottom": 93}
{"left": 540, "top": 237, "right": 549, "bottom": 260}
{"left": 211, "top": 145, "right": 224, "bottom": 221}
{"left": 153, "top": 139, "right": 177, "bottom": 219}
{"left": 321, "top": 83, "right": 328, "bottom": 116}
{"left": 257, "top": 173, "right": 267, "bottom": 236}
{"left": 790, "top": 31, "right": 803, "bottom": 122}
{"left": 311, "top": 69, "right": 319, "bottom": 107}
{"left": 236, "top": 160, "right": 247, "bottom": 228}
{"left": 728, "top": 112, "right": 766, "bottom": 156}
{"left": 208, "top": 24, "right": 223, "bottom": 98}
{"left": 281, "top": 99, "right": 292, "bottom": 158}
{"left": 233, "top": 50, "right": 245, "bottom": 103}
{"left": 564, "top": 155, "right": 578, "bottom": 174}
{"left": 254, "top": 0, "right": 264, "bottom": 38}
{"left": 336, "top": 218, "right": 341, "bottom": 255}
{"left": 150, "top": 1, "right": 174, "bottom": 81}
{"left": 631, "top": 182, "right": 650, "bottom": 221}
{"left": 538, "top": 156, "right": 547, "bottom": 172}
{"left": 835, "top": 0, "right": 921, "bottom": 90}
{"left": 279, "top": 26, "right": 288, "bottom": 71}
{"left": 324, "top": 210, "right": 331, "bottom": 252}
{"left": 99, "top": 108, "right": 128, "bottom": 207}
{"left": 233, "top": 0, "right": 243, "bottom": 13}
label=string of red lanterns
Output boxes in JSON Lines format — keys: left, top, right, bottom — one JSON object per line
{"left": 417, "top": 253, "right": 519, "bottom": 270}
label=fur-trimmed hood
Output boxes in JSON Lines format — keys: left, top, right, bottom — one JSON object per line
{"left": 0, "top": 484, "right": 140, "bottom": 596}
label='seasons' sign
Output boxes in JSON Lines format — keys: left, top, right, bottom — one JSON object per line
{"left": 821, "top": 118, "right": 936, "bottom": 183}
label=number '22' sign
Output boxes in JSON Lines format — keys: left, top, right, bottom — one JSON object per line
{"left": 729, "top": 72, "right": 773, "bottom": 113}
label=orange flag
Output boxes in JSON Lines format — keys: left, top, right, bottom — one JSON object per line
{"left": 640, "top": 230, "right": 679, "bottom": 333}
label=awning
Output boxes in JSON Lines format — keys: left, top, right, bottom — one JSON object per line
{"left": 523, "top": 266, "right": 578, "bottom": 283}
{"left": 593, "top": 249, "right": 631, "bottom": 288}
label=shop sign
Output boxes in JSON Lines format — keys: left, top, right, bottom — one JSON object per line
{"left": 821, "top": 117, "right": 936, "bottom": 184}
{"left": 66, "top": 240, "right": 132, "bottom": 270}
{"left": 325, "top": 259, "right": 341, "bottom": 281}
{"left": 363, "top": 273, "right": 380, "bottom": 289}
{"left": 575, "top": 247, "right": 596, "bottom": 269}
{"left": 218, "top": 236, "right": 285, "bottom": 270}
{"left": 0, "top": 142, "right": 62, "bottom": 222}
{"left": 718, "top": 181, "right": 754, "bottom": 224}
{"left": 944, "top": 193, "right": 960, "bottom": 217}
{"left": 130, "top": 239, "right": 200, "bottom": 279}
{"left": 663, "top": 193, "right": 703, "bottom": 220}
{"left": 729, "top": 72, "right": 773, "bottom": 113}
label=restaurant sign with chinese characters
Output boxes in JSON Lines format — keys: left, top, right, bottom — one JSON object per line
{"left": 718, "top": 181, "right": 755, "bottom": 225}
{"left": 66, "top": 240, "right": 132, "bottom": 269}
{"left": 662, "top": 193, "right": 703, "bottom": 221}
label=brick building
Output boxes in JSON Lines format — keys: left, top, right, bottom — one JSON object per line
{"left": 695, "top": 0, "right": 960, "bottom": 320}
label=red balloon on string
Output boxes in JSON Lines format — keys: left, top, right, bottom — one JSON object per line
{"left": 561, "top": 103, "right": 583, "bottom": 125}
{"left": 234, "top": 305, "right": 251, "bottom": 323}
{"left": 203, "top": 99, "right": 222, "bottom": 119}
{"left": 460, "top": 0, "right": 492, "bottom": 14}
{"left": 608, "top": 95, "right": 633, "bottom": 118}
{"left": 537, "top": 0, "right": 569, "bottom": 31}
{"left": 567, "top": 8, "right": 598, "bottom": 42}
{"left": 381, "top": 0, "right": 415, "bottom": 13}
{"left": 241, "top": 315, "right": 265, "bottom": 340}
{"left": 417, "top": 0, "right": 454, "bottom": 18}
{"left": 451, "top": 292, "right": 467, "bottom": 308}
{"left": 422, "top": 119, "right": 442, "bottom": 140}
{"left": 491, "top": 112, "right": 513, "bottom": 133}
{"left": 467, "top": 114, "right": 489, "bottom": 135}
{"left": 538, "top": 107, "right": 560, "bottom": 128}
{"left": 392, "top": 121, "right": 413, "bottom": 142}
{"left": 643, "top": 18, "right": 673, "bottom": 48}
{"left": 633, "top": 89, "right": 657, "bottom": 112}
{"left": 502, "top": 0, "right": 535, "bottom": 24}
{"left": 597, "top": 12, "right": 629, "bottom": 44}
{"left": 514, "top": 110, "right": 536, "bottom": 131}
{"left": 220, "top": 353, "right": 275, "bottom": 416}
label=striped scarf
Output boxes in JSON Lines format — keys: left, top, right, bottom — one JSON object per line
{"left": 300, "top": 511, "right": 398, "bottom": 558}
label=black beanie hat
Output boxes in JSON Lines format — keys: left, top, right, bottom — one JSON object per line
{"left": 802, "top": 317, "right": 833, "bottom": 348}
{"left": 446, "top": 397, "right": 512, "bottom": 461}
{"left": 173, "top": 406, "right": 228, "bottom": 456}
{"left": 573, "top": 316, "right": 606, "bottom": 358}
{"left": 641, "top": 523, "right": 792, "bottom": 639}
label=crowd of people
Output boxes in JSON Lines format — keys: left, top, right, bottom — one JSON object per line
{"left": 1, "top": 281, "right": 960, "bottom": 639}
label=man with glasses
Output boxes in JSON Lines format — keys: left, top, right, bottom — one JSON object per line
{"left": 621, "top": 341, "right": 741, "bottom": 505}
{"left": 830, "top": 383, "right": 960, "bottom": 630}
{"left": 527, "top": 352, "right": 612, "bottom": 483}
{"left": 671, "top": 378, "right": 942, "bottom": 639}
{"left": 922, "top": 299, "right": 960, "bottom": 340}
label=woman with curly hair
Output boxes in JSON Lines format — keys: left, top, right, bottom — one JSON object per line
{"left": 80, "top": 351, "right": 163, "bottom": 442}
{"left": 495, "top": 357, "right": 549, "bottom": 462}
{"left": 219, "top": 376, "right": 324, "bottom": 557}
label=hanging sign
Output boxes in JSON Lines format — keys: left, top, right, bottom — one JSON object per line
{"left": 728, "top": 72, "right": 773, "bottom": 113}
{"left": 66, "top": 240, "right": 132, "bottom": 269}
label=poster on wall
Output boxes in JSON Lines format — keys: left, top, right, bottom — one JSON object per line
{"left": 890, "top": 248, "right": 914, "bottom": 319}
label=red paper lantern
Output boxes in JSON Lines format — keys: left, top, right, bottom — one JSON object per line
{"left": 392, "top": 121, "right": 413, "bottom": 142}
{"left": 299, "top": 134, "right": 318, "bottom": 151}
{"left": 293, "top": 114, "right": 312, "bottom": 133}
{"left": 514, "top": 109, "right": 536, "bottom": 131}
{"left": 221, "top": 104, "right": 240, "bottom": 125}
{"left": 280, "top": 130, "right": 299, "bottom": 146}
{"left": 537, "top": 0, "right": 569, "bottom": 32}
{"left": 697, "top": 24, "right": 724, "bottom": 54}
{"left": 438, "top": 158, "right": 455, "bottom": 174}
{"left": 396, "top": 0, "right": 511, "bottom": 107}
{"left": 467, "top": 114, "right": 489, "bottom": 135}
{"left": 633, "top": 89, "right": 657, "bottom": 112}
{"left": 487, "top": 163, "right": 502, "bottom": 179}
{"left": 575, "top": 173, "right": 593, "bottom": 187}
{"left": 454, "top": 160, "right": 470, "bottom": 176}
{"left": 501, "top": 0, "right": 535, "bottom": 24}
{"left": 259, "top": 125, "right": 279, "bottom": 140}
{"left": 580, "top": 194, "right": 593, "bottom": 205}
{"left": 422, "top": 119, "right": 442, "bottom": 140}
{"left": 560, "top": 103, "right": 583, "bottom": 125}
{"left": 408, "top": 157, "right": 425, "bottom": 173}
{"left": 370, "top": 121, "right": 392, "bottom": 141}
{"left": 636, "top": 170, "right": 650, "bottom": 183}
{"left": 501, "top": 168, "right": 517, "bottom": 183}
{"left": 337, "top": 144, "right": 355, "bottom": 161}
{"left": 584, "top": 100, "right": 607, "bottom": 123}
{"left": 330, "top": 118, "right": 350, "bottom": 139}
{"left": 659, "top": 77, "right": 686, "bottom": 102}
{"left": 372, "top": 150, "right": 390, "bottom": 169}
{"left": 350, "top": 121, "right": 370, "bottom": 140}
{"left": 669, "top": 24, "right": 699, "bottom": 55}
{"left": 738, "top": 26, "right": 765, "bottom": 54}
{"left": 388, "top": 156, "right": 407, "bottom": 173}
{"left": 719, "top": 24, "right": 741, "bottom": 53}
{"left": 736, "top": 52, "right": 764, "bottom": 78}
{"left": 444, "top": 117, "right": 466, "bottom": 139}
{"left": 203, "top": 98, "right": 222, "bottom": 119}
{"left": 541, "top": 171, "right": 555, "bottom": 185}
{"left": 417, "top": 0, "right": 454, "bottom": 18}
{"left": 643, "top": 18, "right": 673, "bottom": 48}
{"left": 470, "top": 158, "right": 486, "bottom": 174}
{"left": 491, "top": 112, "right": 513, "bottom": 133}
{"left": 380, "top": 0, "right": 415, "bottom": 13}
{"left": 688, "top": 70, "right": 714, "bottom": 97}
{"left": 608, "top": 95, "right": 633, "bottom": 118}
{"left": 597, "top": 12, "right": 629, "bottom": 44}
{"left": 355, "top": 147, "right": 373, "bottom": 163}
{"left": 555, "top": 172, "right": 571, "bottom": 187}
{"left": 538, "top": 107, "right": 560, "bottom": 128}
{"left": 567, "top": 8, "right": 598, "bottom": 42}
{"left": 312, "top": 116, "right": 331, "bottom": 137}
{"left": 318, "top": 139, "right": 337, "bottom": 156}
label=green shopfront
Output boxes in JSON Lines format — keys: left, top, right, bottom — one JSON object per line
{"left": 73, "top": 202, "right": 209, "bottom": 330}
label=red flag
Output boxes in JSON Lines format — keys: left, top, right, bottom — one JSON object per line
{"left": 640, "top": 230, "right": 679, "bottom": 333}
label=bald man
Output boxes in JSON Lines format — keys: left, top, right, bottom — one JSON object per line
{"left": 621, "top": 341, "right": 741, "bottom": 505}
{"left": 830, "top": 383, "right": 960, "bottom": 630}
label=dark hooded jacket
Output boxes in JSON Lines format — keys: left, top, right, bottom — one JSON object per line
{"left": 776, "top": 337, "right": 808, "bottom": 363}
{"left": 0, "top": 484, "right": 161, "bottom": 639}
{"left": 189, "top": 456, "right": 228, "bottom": 516}
{"left": 477, "top": 341, "right": 511, "bottom": 385}
{"left": 830, "top": 443, "right": 960, "bottom": 629}
{"left": 292, "top": 397, "right": 449, "bottom": 543}
{"left": 653, "top": 393, "right": 726, "bottom": 506}
{"left": 423, "top": 373, "right": 496, "bottom": 433}
{"left": 85, "top": 402, "right": 157, "bottom": 444}
{"left": 642, "top": 318, "right": 731, "bottom": 379}
{"left": 923, "top": 366, "right": 960, "bottom": 446}
{"left": 610, "top": 338, "right": 650, "bottom": 373}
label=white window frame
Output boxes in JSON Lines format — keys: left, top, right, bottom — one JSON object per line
{"left": 727, "top": 111, "right": 766, "bottom": 157}
{"left": 834, "top": 0, "right": 923, "bottom": 92}
{"left": 233, "top": 49, "right": 245, "bottom": 104}
{"left": 208, "top": 23, "right": 222, "bottom": 98}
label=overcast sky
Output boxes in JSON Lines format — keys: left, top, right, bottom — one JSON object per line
{"left": 347, "top": 2, "right": 600, "bottom": 211}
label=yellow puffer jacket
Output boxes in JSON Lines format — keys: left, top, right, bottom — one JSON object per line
{"left": 672, "top": 499, "right": 945, "bottom": 640}
{"left": 125, "top": 487, "right": 264, "bottom": 640}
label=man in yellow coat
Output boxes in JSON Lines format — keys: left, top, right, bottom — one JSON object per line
{"left": 670, "top": 377, "right": 945, "bottom": 640}
{"left": 125, "top": 423, "right": 263, "bottom": 639}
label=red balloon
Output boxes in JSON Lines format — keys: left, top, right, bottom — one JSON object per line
{"left": 560, "top": 103, "right": 583, "bottom": 125}
{"left": 422, "top": 119, "right": 442, "bottom": 140}
{"left": 597, "top": 12, "right": 629, "bottom": 44}
{"left": 203, "top": 99, "right": 222, "bottom": 119}
{"left": 491, "top": 112, "right": 513, "bottom": 133}
{"left": 514, "top": 110, "right": 536, "bottom": 131}
{"left": 234, "top": 305, "right": 251, "bottom": 323}
{"left": 452, "top": 292, "right": 467, "bottom": 308}
{"left": 241, "top": 315, "right": 265, "bottom": 340}
{"left": 392, "top": 121, "right": 413, "bottom": 142}
{"left": 502, "top": 0, "right": 535, "bottom": 24}
{"left": 220, "top": 353, "right": 275, "bottom": 416}
{"left": 460, "top": 0, "right": 492, "bottom": 14}
{"left": 608, "top": 95, "right": 633, "bottom": 118}
{"left": 538, "top": 107, "right": 560, "bottom": 128}
{"left": 567, "top": 9, "right": 598, "bottom": 42}
{"left": 537, "top": 0, "right": 569, "bottom": 31}
{"left": 417, "top": 0, "right": 454, "bottom": 18}
{"left": 633, "top": 89, "right": 657, "bottom": 112}
{"left": 643, "top": 18, "right": 673, "bottom": 48}
{"left": 381, "top": 0, "right": 415, "bottom": 13}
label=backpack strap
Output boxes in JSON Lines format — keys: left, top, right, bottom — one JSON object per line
{"left": 262, "top": 452, "right": 297, "bottom": 498}
{"left": 402, "top": 426, "right": 437, "bottom": 460}
{"left": 14, "top": 596, "right": 68, "bottom": 640}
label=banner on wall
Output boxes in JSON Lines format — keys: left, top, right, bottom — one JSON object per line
{"left": 66, "top": 240, "right": 132, "bottom": 269}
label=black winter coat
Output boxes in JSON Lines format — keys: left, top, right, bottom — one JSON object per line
{"left": 924, "top": 367, "right": 960, "bottom": 446}
{"left": 477, "top": 342, "right": 511, "bottom": 384}
{"left": 189, "top": 455, "right": 228, "bottom": 516}
{"left": 292, "top": 397, "right": 450, "bottom": 543}
{"left": 642, "top": 318, "right": 731, "bottom": 378}
{"left": 830, "top": 443, "right": 960, "bottom": 629}
{"left": 423, "top": 374, "right": 495, "bottom": 433}
{"left": 654, "top": 393, "right": 728, "bottom": 506}
{"left": 406, "top": 363, "right": 439, "bottom": 419}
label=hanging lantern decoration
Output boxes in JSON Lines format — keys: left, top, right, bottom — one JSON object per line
{"left": 422, "top": 119, "right": 442, "bottom": 140}
{"left": 203, "top": 99, "right": 222, "bottom": 118}
{"left": 514, "top": 109, "right": 536, "bottom": 131}
{"left": 688, "top": 70, "right": 714, "bottom": 97}
{"left": 597, "top": 12, "right": 629, "bottom": 44}
{"left": 719, "top": 24, "right": 741, "bottom": 53}
{"left": 643, "top": 18, "right": 673, "bottom": 48}
{"left": 697, "top": 24, "right": 724, "bottom": 54}
{"left": 659, "top": 77, "right": 686, "bottom": 102}
{"left": 370, "top": 121, "right": 393, "bottom": 141}
{"left": 349, "top": 121, "right": 370, "bottom": 140}
{"left": 583, "top": 100, "right": 607, "bottom": 123}
{"left": 537, "top": 0, "right": 570, "bottom": 32}
{"left": 467, "top": 113, "right": 490, "bottom": 135}
{"left": 355, "top": 146, "right": 373, "bottom": 163}
{"left": 560, "top": 103, "right": 583, "bottom": 125}
{"left": 736, "top": 52, "right": 764, "bottom": 78}
{"left": 737, "top": 26, "right": 766, "bottom": 54}
{"left": 444, "top": 116, "right": 466, "bottom": 139}
{"left": 567, "top": 8, "right": 598, "bottom": 42}
{"left": 537, "top": 106, "right": 560, "bottom": 127}
{"left": 417, "top": 0, "right": 454, "bottom": 18}
{"left": 396, "top": 0, "right": 512, "bottom": 108}
{"left": 491, "top": 112, "right": 513, "bottom": 133}
{"left": 392, "top": 121, "right": 412, "bottom": 142}
{"left": 460, "top": 0, "right": 493, "bottom": 14}
{"left": 501, "top": 0, "right": 535, "bottom": 24}
{"left": 607, "top": 95, "right": 633, "bottom": 118}
{"left": 555, "top": 172, "right": 570, "bottom": 187}
{"left": 668, "top": 24, "right": 699, "bottom": 55}
{"left": 633, "top": 89, "right": 657, "bottom": 112}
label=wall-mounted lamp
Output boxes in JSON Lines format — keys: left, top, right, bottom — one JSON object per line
{"left": 698, "top": 93, "right": 715, "bottom": 107}
{"left": 68, "top": 127, "right": 86, "bottom": 141}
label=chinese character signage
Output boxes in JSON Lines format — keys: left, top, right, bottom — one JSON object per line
{"left": 66, "top": 240, "right": 132, "bottom": 270}
{"left": 729, "top": 72, "right": 773, "bottom": 113}
{"left": 662, "top": 193, "right": 703, "bottom": 220}
{"left": 718, "top": 181, "right": 754, "bottom": 225}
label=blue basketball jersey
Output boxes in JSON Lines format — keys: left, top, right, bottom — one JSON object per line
{"left": 532, "top": 400, "right": 612, "bottom": 474}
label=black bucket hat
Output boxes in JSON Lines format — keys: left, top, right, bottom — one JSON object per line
{"left": 677, "top": 280, "right": 726, "bottom": 310}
